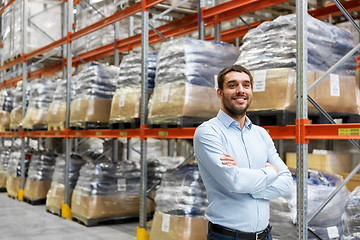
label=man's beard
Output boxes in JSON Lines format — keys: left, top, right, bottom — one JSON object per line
{"left": 223, "top": 95, "right": 250, "bottom": 119}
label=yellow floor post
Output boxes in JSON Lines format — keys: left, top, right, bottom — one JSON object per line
{"left": 137, "top": 227, "right": 149, "bottom": 240}
{"left": 61, "top": 203, "right": 72, "bottom": 219}
{"left": 18, "top": 189, "right": 24, "bottom": 201}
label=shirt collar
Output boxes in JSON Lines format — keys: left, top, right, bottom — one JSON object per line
{"left": 217, "top": 109, "right": 253, "bottom": 130}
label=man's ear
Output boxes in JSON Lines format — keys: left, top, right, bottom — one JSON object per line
{"left": 217, "top": 88, "right": 223, "bottom": 99}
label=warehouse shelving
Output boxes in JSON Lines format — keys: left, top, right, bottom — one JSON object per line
{"left": 0, "top": 0, "right": 359, "bottom": 239}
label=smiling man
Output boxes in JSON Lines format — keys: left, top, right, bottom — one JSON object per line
{"left": 194, "top": 65, "right": 293, "bottom": 240}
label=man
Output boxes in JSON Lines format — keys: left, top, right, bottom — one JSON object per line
{"left": 194, "top": 65, "right": 293, "bottom": 240}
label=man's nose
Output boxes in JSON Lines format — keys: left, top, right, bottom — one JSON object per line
{"left": 236, "top": 84, "right": 245, "bottom": 93}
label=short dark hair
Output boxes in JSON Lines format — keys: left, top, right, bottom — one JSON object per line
{"left": 217, "top": 65, "right": 253, "bottom": 90}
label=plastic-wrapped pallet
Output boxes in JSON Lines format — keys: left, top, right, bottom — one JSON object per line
{"left": 236, "top": 14, "right": 357, "bottom": 76}
{"left": 10, "top": 81, "right": 30, "bottom": 130}
{"left": 71, "top": 160, "right": 155, "bottom": 226}
{"left": 6, "top": 150, "right": 31, "bottom": 198}
{"left": 247, "top": 68, "right": 360, "bottom": 114}
{"left": 0, "top": 145, "right": 12, "bottom": 189}
{"left": 0, "top": 89, "right": 14, "bottom": 131}
{"left": 109, "top": 52, "right": 158, "bottom": 125}
{"left": 342, "top": 186, "right": 360, "bottom": 239}
{"left": 270, "top": 169, "right": 349, "bottom": 240}
{"left": 22, "top": 78, "right": 56, "bottom": 130}
{"left": 47, "top": 79, "right": 76, "bottom": 130}
{"left": 69, "top": 62, "right": 119, "bottom": 128}
{"left": 73, "top": 0, "right": 132, "bottom": 54}
{"left": 148, "top": 37, "right": 239, "bottom": 126}
{"left": 1, "top": 0, "right": 62, "bottom": 61}
{"left": 46, "top": 154, "right": 86, "bottom": 215}
{"left": 150, "top": 164, "right": 209, "bottom": 240}
{"left": 23, "top": 151, "right": 57, "bottom": 202}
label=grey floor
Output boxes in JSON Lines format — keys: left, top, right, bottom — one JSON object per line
{"left": 0, "top": 192, "right": 139, "bottom": 240}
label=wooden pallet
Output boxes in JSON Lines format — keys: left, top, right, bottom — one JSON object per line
{"left": 148, "top": 116, "right": 209, "bottom": 128}
{"left": 48, "top": 123, "right": 65, "bottom": 131}
{"left": 247, "top": 110, "right": 360, "bottom": 126}
{"left": 46, "top": 207, "right": 61, "bottom": 217}
{"left": 71, "top": 213, "right": 140, "bottom": 227}
{"left": 70, "top": 121, "right": 109, "bottom": 130}
{"left": 109, "top": 118, "right": 140, "bottom": 129}
{"left": 32, "top": 124, "right": 48, "bottom": 131}
{"left": 23, "top": 197, "right": 46, "bottom": 205}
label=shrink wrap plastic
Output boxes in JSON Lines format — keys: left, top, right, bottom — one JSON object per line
{"left": 70, "top": 63, "right": 120, "bottom": 124}
{"left": 22, "top": 78, "right": 56, "bottom": 129}
{"left": 47, "top": 79, "right": 76, "bottom": 130}
{"left": 0, "top": 146, "right": 12, "bottom": 188}
{"left": 154, "top": 165, "right": 208, "bottom": 217}
{"left": 236, "top": 14, "right": 358, "bottom": 76}
{"left": 150, "top": 165, "right": 208, "bottom": 240}
{"left": 46, "top": 154, "right": 86, "bottom": 212}
{"left": 71, "top": 160, "right": 154, "bottom": 220}
{"left": 154, "top": 37, "right": 239, "bottom": 87}
{"left": 0, "top": 89, "right": 14, "bottom": 131}
{"left": 73, "top": 0, "right": 133, "bottom": 54}
{"left": 2, "top": 0, "right": 62, "bottom": 60}
{"left": 6, "top": 149, "right": 32, "bottom": 198}
{"left": 110, "top": 52, "right": 157, "bottom": 122}
{"left": 24, "top": 151, "right": 57, "bottom": 201}
{"left": 10, "top": 81, "right": 30, "bottom": 130}
{"left": 342, "top": 186, "right": 360, "bottom": 239}
{"left": 148, "top": 38, "right": 239, "bottom": 124}
{"left": 270, "top": 169, "right": 349, "bottom": 240}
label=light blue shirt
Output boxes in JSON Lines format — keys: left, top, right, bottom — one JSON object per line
{"left": 194, "top": 110, "right": 293, "bottom": 232}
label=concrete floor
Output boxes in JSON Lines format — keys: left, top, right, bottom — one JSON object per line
{"left": 0, "top": 192, "right": 139, "bottom": 240}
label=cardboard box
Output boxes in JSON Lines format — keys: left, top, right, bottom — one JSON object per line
{"left": 47, "top": 101, "right": 66, "bottom": 130}
{"left": 0, "top": 111, "right": 11, "bottom": 131}
{"left": 46, "top": 182, "right": 72, "bottom": 214}
{"left": 110, "top": 87, "right": 141, "bottom": 122}
{"left": 150, "top": 211, "right": 208, "bottom": 240}
{"left": 286, "top": 152, "right": 354, "bottom": 173}
{"left": 0, "top": 172, "right": 7, "bottom": 188}
{"left": 337, "top": 172, "right": 360, "bottom": 192}
{"left": 249, "top": 68, "right": 360, "bottom": 114}
{"left": 10, "top": 107, "right": 22, "bottom": 130}
{"left": 71, "top": 189, "right": 155, "bottom": 219}
{"left": 70, "top": 96, "right": 112, "bottom": 124}
{"left": 148, "top": 82, "right": 220, "bottom": 123}
{"left": 23, "top": 179, "right": 52, "bottom": 201}
{"left": 6, "top": 176, "right": 22, "bottom": 198}
{"left": 22, "top": 106, "right": 49, "bottom": 129}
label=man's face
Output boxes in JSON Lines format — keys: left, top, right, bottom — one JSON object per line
{"left": 217, "top": 71, "right": 253, "bottom": 119}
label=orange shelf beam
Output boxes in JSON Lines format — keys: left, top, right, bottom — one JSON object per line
{"left": 309, "top": 0, "right": 360, "bottom": 19}
{"left": 305, "top": 123, "right": 360, "bottom": 140}
{"left": 0, "top": 0, "right": 16, "bottom": 15}
{"left": 1, "top": 123, "right": 360, "bottom": 140}
{"left": 145, "top": 128, "right": 196, "bottom": 139}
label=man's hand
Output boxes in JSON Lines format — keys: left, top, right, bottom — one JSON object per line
{"left": 220, "top": 153, "right": 239, "bottom": 167}
{"left": 266, "top": 162, "right": 279, "bottom": 176}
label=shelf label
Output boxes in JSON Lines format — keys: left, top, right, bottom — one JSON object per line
{"left": 158, "top": 131, "right": 168, "bottom": 137}
{"left": 120, "top": 131, "right": 127, "bottom": 137}
{"left": 161, "top": 214, "right": 171, "bottom": 232}
{"left": 338, "top": 128, "right": 360, "bottom": 136}
{"left": 55, "top": 132, "right": 60, "bottom": 136}
{"left": 76, "top": 132, "right": 81, "bottom": 137}
{"left": 253, "top": 70, "right": 267, "bottom": 92}
{"left": 27, "top": 132, "right": 31, "bottom": 136}
{"left": 96, "top": 132, "right": 102, "bottom": 136}
{"left": 330, "top": 74, "right": 340, "bottom": 96}
{"left": 41, "top": 132, "right": 45, "bottom": 136}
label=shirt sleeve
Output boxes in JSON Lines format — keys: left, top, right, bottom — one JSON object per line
{"left": 251, "top": 127, "right": 293, "bottom": 200}
{"left": 194, "top": 124, "right": 278, "bottom": 194}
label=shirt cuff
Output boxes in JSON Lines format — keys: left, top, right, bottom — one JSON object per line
{"left": 261, "top": 166, "right": 277, "bottom": 185}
